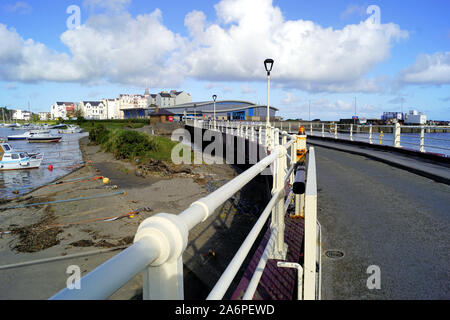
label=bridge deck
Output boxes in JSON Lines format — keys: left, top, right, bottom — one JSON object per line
{"left": 231, "top": 211, "right": 304, "bottom": 300}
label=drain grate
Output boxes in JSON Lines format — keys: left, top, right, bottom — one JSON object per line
{"left": 325, "top": 250, "right": 344, "bottom": 259}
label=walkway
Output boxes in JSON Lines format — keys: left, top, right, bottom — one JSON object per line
{"left": 314, "top": 145, "right": 450, "bottom": 299}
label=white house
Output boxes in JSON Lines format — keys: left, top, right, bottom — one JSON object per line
{"left": 80, "top": 101, "right": 107, "bottom": 120}
{"left": 51, "top": 102, "right": 76, "bottom": 120}
{"left": 101, "top": 99, "right": 121, "bottom": 119}
{"left": 405, "top": 110, "right": 427, "bottom": 125}
{"left": 156, "top": 92, "right": 175, "bottom": 108}
{"left": 172, "top": 90, "right": 192, "bottom": 106}
{"left": 155, "top": 91, "right": 192, "bottom": 109}
{"left": 12, "top": 110, "right": 31, "bottom": 121}
{"left": 39, "top": 112, "right": 51, "bottom": 121}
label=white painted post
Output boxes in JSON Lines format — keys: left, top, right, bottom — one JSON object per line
{"left": 142, "top": 257, "right": 184, "bottom": 300}
{"left": 350, "top": 124, "right": 353, "bottom": 141}
{"left": 334, "top": 124, "right": 338, "bottom": 139}
{"left": 420, "top": 126, "right": 425, "bottom": 153}
{"left": 274, "top": 129, "right": 280, "bottom": 147}
{"left": 277, "top": 262, "right": 303, "bottom": 300}
{"left": 289, "top": 123, "right": 291, "bottom": 133}
{"left": 310, "top": 123, "right": 313, "bottom": 136}
{"left": 322, "top": 124, "right": 325, "bottom": 138}
{"left": 303, "top": 148, "right": 317, "bottom": 300}
{"left": 394, "top": 122, "right": 401, "bottom": 148}
{"left": 369, "top": 125, "right": 373, "bottom": 144}
{"left": 270, "top": 145, "right": 288, "bottom": 260}
{"left": 135, "top": 213, "right": 189, "bottom": 300}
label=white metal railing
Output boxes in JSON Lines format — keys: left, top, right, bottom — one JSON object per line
{"left": 51, "top": 120, "right": 319, "bottom": 301}
{"left": 271, "top": 121, "right": 450, "bottom": 156}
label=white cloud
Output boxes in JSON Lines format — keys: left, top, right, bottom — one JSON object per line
{"left": 0, "top": 0, "right": 408, "bottom": 93}
{"left": 340, "top": 4, "right": 367, "bottom": 20}
{"left": 400, "top": 52, "right": 450, "bottom": 85}
{"left": 83, "top": 0, "right": 131, "bottom": 13}
{"left": 281, "top": 92, "right": 300, "bottom": 105}
{"left": 4, "top": 1, "right": 32, "bottom": 14}
{"left": 0, "top": 8, "right": 186, "bottom": 86}
{"left": 183, "top": 0, "right": 407, "bottom": 92}
{"left": 240, "top": 84, "right": 256, "bottom": 94}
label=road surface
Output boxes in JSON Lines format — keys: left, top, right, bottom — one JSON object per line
{"left": 314, "top": 145, "right": 450, "bottom": 299}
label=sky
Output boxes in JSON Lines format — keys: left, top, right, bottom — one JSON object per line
{"left": 0, "top": 0, "right": 449, "bottom": 121}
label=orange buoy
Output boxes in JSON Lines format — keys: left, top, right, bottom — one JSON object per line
{"left": 298, "top": 126, "right": 305, "bottom": 135}
{"left": 48, "top": 165, "right": 54, "bottom": 171}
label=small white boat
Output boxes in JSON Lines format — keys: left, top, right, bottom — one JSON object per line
{"left": 0, "top": 142, "right": 44, "bottom": 171}
{"left": 58, "top": 125, "right": 82, "bottom": 134}
{"left": 7, "top": 130, "right": 51, "bottom": 141}
{"left": 28, "top": 133, "right": 62, "bottom": 143}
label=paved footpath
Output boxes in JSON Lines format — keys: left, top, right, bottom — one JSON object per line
{"left": 312, "top": 145, "right": 450, "bottom": 299}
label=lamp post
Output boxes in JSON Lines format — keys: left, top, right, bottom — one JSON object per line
{"left": 264, "top": 58, "right": 274, "bottom": 148}
{"left": 194, "top": 104, "right": 197, "bottom": 126}
{"left": 213, "top": 94, "right": 217, "bottom": 130}
{"left": 264, "top": 59, "right": 274, "bottom": 127}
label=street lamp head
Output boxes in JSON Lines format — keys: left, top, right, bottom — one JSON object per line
{"left": 213, "top": 95, "right": 217, "bottom": 102}
{"left": 264, "top": 59, "right": 274, "bottom": 75}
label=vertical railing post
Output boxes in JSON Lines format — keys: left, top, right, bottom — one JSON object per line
{"left": 334, "top": 123, "right": 338, "bottom": 139}
{"left": 350, "top": 124, "right": 353, "bottom": 141}
{"left": 310, "top": 123, "right": 313, "bottom": 136}
{"left": 420, "top": 126, "right": 425, "bottom": 153}
{"left": 142, "top": 257, "right": 184, "bottom": 300}
{"left": 394, "top": 122, "right": 401, "bottom": 148}
{"left": 135, "top": 214, "right": 189, "bottom": 300}
{"left": 274, "top": 129, "right": 280, "bottom": 147}
{"left": 321, "top": 123, "right": 324, "bottom": 138}
{"left": 369, "top": 125, "right": 373, "bottom": 144}
{"left": 258, "top": 127, "right": 263, "bottom": 145}
{"left": 270, "top": 145, "right": 288, "bottom": 260}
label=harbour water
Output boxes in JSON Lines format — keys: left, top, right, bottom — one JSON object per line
{"left": 0, "top": 127, "right": 87, "bottom": 199}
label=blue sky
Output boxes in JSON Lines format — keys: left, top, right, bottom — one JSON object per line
{"left": 0, "top": 0, "right": 449, "bottom": 120}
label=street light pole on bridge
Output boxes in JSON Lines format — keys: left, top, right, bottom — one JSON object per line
{"left": 213, "top": 94, "right": 217, "bottom": 130}
{"left": 265, "top": 58, "right": 274, "bottom": 149}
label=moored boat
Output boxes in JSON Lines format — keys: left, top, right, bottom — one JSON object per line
{"left": 7, "top": 130, "right": 51, "bottom": 141}
{"left": 0, "top": 142, "right": 44, "bottom": 170}
{"left": 58, "top": 125, "right": 82, "bottom": 134}
{"left": 28, "top": 133, "right": 62, "bottom": 143}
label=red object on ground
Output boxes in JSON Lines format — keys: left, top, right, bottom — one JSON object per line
{"left": 48, "top": 165, "right": 54, "bottom": 171}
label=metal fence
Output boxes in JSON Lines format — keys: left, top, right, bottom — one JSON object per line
{"left": 270, "top": 122, "right": 450, "bottom": 156}
{"left": 51, "top": 120, "right": 320, "bottom": 300}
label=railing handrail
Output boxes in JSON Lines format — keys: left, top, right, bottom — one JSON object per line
{"left": 52, "top": 120, "right": 318, "bottom": 301}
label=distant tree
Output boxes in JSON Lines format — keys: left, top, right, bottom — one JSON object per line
{"left": 74, "top": 107, "right": 84, "bottom": 118}
{"left": 31, "top": 114, "right": 40, "bottom": 122}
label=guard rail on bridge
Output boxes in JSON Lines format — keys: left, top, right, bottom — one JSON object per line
{"left": 270, "top": 121, "right": 450, "bottom": 156}
{"left": 51, "top": 120, "right": 320, "bottom": 300}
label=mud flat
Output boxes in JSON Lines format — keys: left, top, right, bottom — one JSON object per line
{"left": 0, "top": 132, "right": 270, "bottom": 299}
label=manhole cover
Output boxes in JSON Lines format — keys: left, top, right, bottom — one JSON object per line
{"left": 325, "top": 250, "right": 344, "bottom": 259}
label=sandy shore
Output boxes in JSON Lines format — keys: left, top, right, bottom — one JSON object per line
{"left": 0, "top": 129, "right": 270, "bottom": 299}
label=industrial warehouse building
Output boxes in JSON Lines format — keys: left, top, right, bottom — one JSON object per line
{"left": 122, "top": 100, "right": 279, "bottom": 122}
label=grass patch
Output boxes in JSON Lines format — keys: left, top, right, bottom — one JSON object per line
{"left": 89, "top": 125, "right": 178, "bottom": 163}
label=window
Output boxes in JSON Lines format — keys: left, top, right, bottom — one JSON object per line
{"left": 12, "top": 154, "right": 19, "bottom": 160}
{"left": 3, "top": 145, "right": 11, "bottom": 151}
